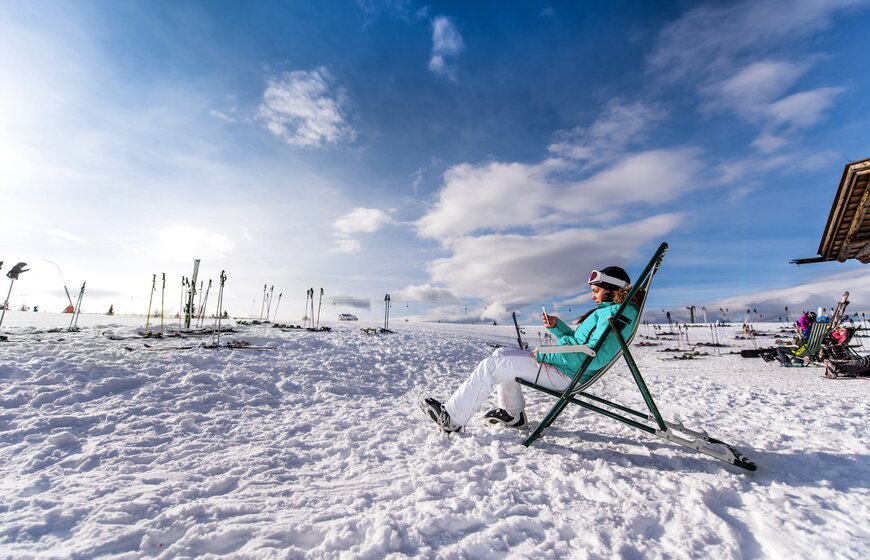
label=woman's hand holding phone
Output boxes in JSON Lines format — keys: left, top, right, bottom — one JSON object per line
{"left": 541, "top": 306, "right": 556, "bottom": 328}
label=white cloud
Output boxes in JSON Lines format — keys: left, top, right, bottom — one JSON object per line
{"left": 428, "top": 55, "right": 449, "bottom": 76}
{"left": 417, "top": 148, "right": 703, "bottom": 242}
{"left": 427, "top": 214, "right": 683, "bottom": 307}
{"left": 355, "top": 0, "right": 417, "bottom": 21}
{"left": 751, "top": 133, "right": 789, "bottom": 154}
{"left": 428, "top": 16, "right": 464, "bottom": 79}
{"left": 411, "top": 168, "right": 424, "bottom": 195}
{"left": 563, "top": 148, "right": 703, "bottom": 214}
{"left": 209, "top": 109, "right": 237, "bottom": 123}
{"left": 332, "top": 208, "right": 394, "bottom": 253}
{"left": 480, "top": 302, "right": 508, "bottom": 322}
{"left": 719, "top": 60, "right": 805, "bottom": 104}
{"left": 332, "top": 294, "right": 371, "bottom": 309}
{"left": 797, "top": 150, "right": 841, "bottom": 171}
{"left": 46, "top": 229, "right": 87, "bottom": 244}
{"left": 394, "top": 283, "right": 458, "bottom": 303}
{"left": 648, "top": 1, "right": 859, "bottom": 142}
{"left": 768, "top": 87, "right": 844, "bottom": 128}
{"left": 258, "top": 67, "right": 355, "bottom": 148}
{"left": 152, "top": 224, "right": 234, "bottom": 261}
{"left": 333, "top": 208, "right": 394, "bottom": 234}
{"left": 432, "top": 16, "right": 464, "bottom": 55}
{"left": 648, "top": 0, "right": 864, "bottom": 83}
{"left": 549, "top": 101, "right": 665, "bottom": 165}
{"left": 416, "top": 160, "right": 558, "bottom": 240}
{"left": 711, "top": 149, "right": 842, "bottom": 198}
{"left": 705, "top": 61, "right": 843, "bottom": 130}
{"left": 706, "top": 268, "right": 870, "bottom": 322}
{"left": 332, "top": 238, "right": 362, "bottom": 254}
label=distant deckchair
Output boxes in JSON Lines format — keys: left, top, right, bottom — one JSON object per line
{"left": 517, "top": 242, "right": 756, "bottom": 471}
{"left": 824, "top": 326, "right": 863, "bottom": 362}
{"left": 783, "top": 321, "right": 834, "bottom": 366}
{"left": 783, "top": 292, "right": 850, "bottom": 366}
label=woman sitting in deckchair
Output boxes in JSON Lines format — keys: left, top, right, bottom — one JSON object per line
{"left": 421, "top": 266, "right": 641, "bottom": 433}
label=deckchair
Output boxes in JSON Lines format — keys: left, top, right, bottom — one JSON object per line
{"left": 824, "top": 327, "right": 863, "bottom": 362}
{"left": 782, "top": 321, "right": 834, "bottom": 366}
{"left": 517, "top": 242, "right": 757, "bottom": 471}
{"left": 783, "top": 293, "right": 850, "bottom": 366}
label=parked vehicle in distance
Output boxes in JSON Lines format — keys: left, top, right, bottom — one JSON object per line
{"left": 338, "top": 313, "right": 358, "bottom": 321}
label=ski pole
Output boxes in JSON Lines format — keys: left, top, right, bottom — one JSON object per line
{"left": 160, "top": 273, "right": 166, "bottom": 337}
{"left": 0, "top": 280, "right": 12, "bottom": 329}
{"left": 0, "top": 281, "right": 12, "bottom": 329}
{"left": 214, "top": 270, "right": 226, "bottom": 347}
{"left": 273, "top": 293, "right": 282, "bottom": 323}
{"left": 266, "top": 285, "right": 275, "bottom": 321}
{"left": 179, "top": 276, "right": 186, "bottom": 328}
{"left": 145, "top": 274, "right": 156, "bottom": 336}
{"left": 259, "top": 284, "right": 267, "bottom": 322}
{"left": 0, "top": 263, "right": 29, "bottom": 329}
{"left": 197, "top": 279, "right": 212, "bottom": 328}
{"left": 384, "top": 293, "right": 391, "bottom": 332}
{"left": 72, "top": 282, "right": 85, "bottom": 329}
{"left": 196, "top": 280, "right": 204, "bottom": 322}
{"left": 316, "top": 288, "right": 323, "bottom": 329}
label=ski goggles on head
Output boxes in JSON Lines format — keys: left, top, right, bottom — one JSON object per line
{"left": 587, "top": 270, "right": 628, "bottom": 289}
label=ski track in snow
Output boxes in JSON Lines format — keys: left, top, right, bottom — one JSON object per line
{"left": 0, "top": 314, "right": 868, "bottom": 559}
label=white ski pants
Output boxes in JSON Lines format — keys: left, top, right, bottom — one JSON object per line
{"left": 444, "top": 347, "right": 573, "bottom": 427}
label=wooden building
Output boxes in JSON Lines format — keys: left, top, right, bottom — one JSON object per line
{"left": 793, "top": 157, "right": 870, "bottom": 265}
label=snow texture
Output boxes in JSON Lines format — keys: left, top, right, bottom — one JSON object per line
{"left": 1, "top": 313, "right": 868, "bottom": 559}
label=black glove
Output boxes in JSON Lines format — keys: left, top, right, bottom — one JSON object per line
{"left": 7, "top": 262, "right": 29, "bottom": 280}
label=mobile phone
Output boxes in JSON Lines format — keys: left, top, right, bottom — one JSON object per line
{"left": 541, "top": 305, "right": 548, "bottom": 317}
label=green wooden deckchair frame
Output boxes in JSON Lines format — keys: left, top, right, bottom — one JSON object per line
{"left": 517, "top": 242, "right": 757, "bottom": 471}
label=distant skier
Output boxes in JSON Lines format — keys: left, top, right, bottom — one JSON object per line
{"left": 421, "top": 266, "right": 641, "bottom": 433}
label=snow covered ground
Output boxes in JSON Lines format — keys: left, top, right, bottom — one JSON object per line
{"left": 1, "top": 312, "right": 868, "bottom": 559}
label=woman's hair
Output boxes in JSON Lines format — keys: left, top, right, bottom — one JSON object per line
{"left": 574, "top": 284, "right": 645, "bottom": 324}
{"left": 614, "top": 284, "right": 645, "bottom": 306}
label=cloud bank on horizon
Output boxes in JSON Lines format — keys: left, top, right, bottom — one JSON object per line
{"left": 1, "top": 0, "right": 868, "bottom": 322}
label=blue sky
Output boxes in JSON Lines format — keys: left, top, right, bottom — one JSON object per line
{"left": 2, "top": 0, "right": 869, "bottom": 324}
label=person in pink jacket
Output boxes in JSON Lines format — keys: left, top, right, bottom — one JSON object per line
{"left": 796, "top": 311, "right": 816, "bottom": 339}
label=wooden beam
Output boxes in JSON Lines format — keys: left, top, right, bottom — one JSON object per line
{"left": 837, "top": 170, "right": 870, "bottom": 262}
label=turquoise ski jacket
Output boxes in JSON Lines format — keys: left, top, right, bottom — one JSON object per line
{"left": 536, "top": 301, "right": 638, "bottom": 383}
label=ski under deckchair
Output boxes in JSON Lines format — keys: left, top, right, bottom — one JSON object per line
{"left": 517, "top": 242, "right": 757, "bottom": 472}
